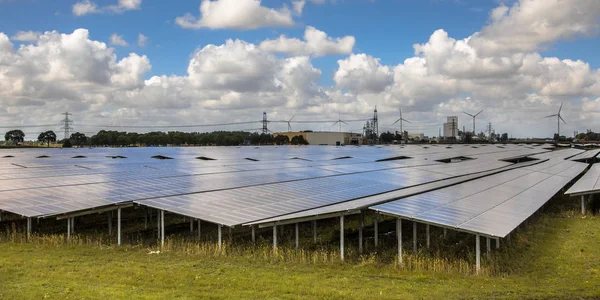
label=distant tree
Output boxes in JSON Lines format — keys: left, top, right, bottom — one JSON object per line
{"left": 464, "top": 132, "right": 473, "bottom": 143}
{"left": 62, "top": 139, "right": 72, "bottom": 148}
{"left": 379, "top": 131, "right": 395, "bottom": 144}
{"left": 274, "top": 135, "right": 290, "bottom": 145}
{"left": 37, "top": 130, "right": 57, "bottom": 147}
{"left": 116, "top": 135, "right": 131, "bottom": 147}
{"left": 500, "top": 133, "right": 508, "bottom": 142}
{"left": 5, "top": 130, "right": 25, "bottom": 144}
{"left": 291, "top": 135, "right": 308, "bottom": 145}
{"left": 69, "top": 132, "right": 87, "bottom": 147}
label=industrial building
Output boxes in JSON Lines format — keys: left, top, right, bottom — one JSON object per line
{"left": 274, "top": 131, "right": 363, "bottom": 145}
{"left": 443, "top": 116, "right": 459, "bottom": 138}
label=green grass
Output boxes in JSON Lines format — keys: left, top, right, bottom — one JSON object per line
{"left": 1, "top": 206, "right": 599, "bottom": 299}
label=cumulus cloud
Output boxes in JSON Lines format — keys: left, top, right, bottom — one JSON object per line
{"left": 3, "top": 0, "right": 600, "bottom": 139}
{"left": 73, "top": 0, "right": 142, "bottom": 16}
{"left": 110, "top": 34, "right": 128, "bottom": 47}
{"left": 259, "top": 26, "right": 355, "bottom": 57}
{"left": 175, "top": 0, "right": 295, "bottom": 30}
{"left": 11, "top": 31, "right": 41, "bottom": 42}
{"left": 334, "top": 54, "right": 393, "bottom": 93}
{"left": 470, "top": 0, "right": 600, "bottom": 56}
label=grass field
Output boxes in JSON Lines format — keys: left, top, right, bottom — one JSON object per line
{"left": 0, "top": 201, "right": 599, "bottom": 299}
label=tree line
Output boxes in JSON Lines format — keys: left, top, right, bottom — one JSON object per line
{"left": 3, "top": 129, "right": 309, "bottom": 147}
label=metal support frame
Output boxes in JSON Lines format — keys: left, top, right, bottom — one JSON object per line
{"left": 144, "top": 208, "right": 148, "bottom": 230}
{"left": 190, "top": 219, "right": 194, "bottom": 232}
{"left": 228, "top": 226, "right": 232, "bottom": 242}
{"left": 486, "top": 237, "right": 490, "bottom": 259}
{"left": 475, "top": 234, "right": 481, "bottom": 274}
{"left": 374, "top": 214, "right": 379, "bottom": 247}
{"left": 443, "top": 228, "right": 447, "bottom": 238}
{"left": 251, "top": 225, "right": 255, "bottom": 243}
{"left": 426, "top": 224, "right": 430, "bottom": 249}
{"left": 117, "top": 207, "right": 122, "bottom": 246}
{"left": 272, "top": 225, "right": 277, "bottom": 254}
{"left": 218, "top": 224, "right": 222, "bottom": 251}
{"left": 71, "top": 217, "right": 75, "bottom": 234}
{"left": 496, "top": 237, "right": 500, "bottom": 249}
{"left": 358, "top": 211, "right": 364, "bottom": 254}
{"left": 156, "top": 209, "right": 160, "bottom": 240}
{"left": 160, "top": 210, "right": 165, "bottom": 248}
{"left": 397, "top": 218, "right": 402, "bottom": 264}
{"left": 413, "top": 222, "right": 417, "bottom": 252}
{"left": 340, "top": 215, "right": 345, "bottom": 261}
{"left": 581, "top": 195, "right": 586, "bottom": 215}
{"left": 295, "top": 223, "right": 299, "bottom": 250}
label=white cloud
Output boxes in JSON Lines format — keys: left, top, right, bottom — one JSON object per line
{"left": 11, "top": 31, "right": 41, "bottom": 42}
{"left": 292, "top": 0, "right": 305, "bottom": 14}
{"left": 470, "top": 0, "right": 600, "bottom": 56}
{"left": 2, "top": 0, "right": 600, "bottom": 138}
{"left": 137, "top": 33, "right": 148, "bottom": 47}
{"left": 73, "top": 0, "right": 142, "bottom": 16}
{"left": 259, "top": 26, "right": 355, "bottom": 57}
{"left": 175, "top": 0, "right": 295, "bottom": 30}
{"left": 109, "top": 34, "right": 128, "bottom": 47}
{"left": 334, "top": 54, "right": 393, "bottom": 93}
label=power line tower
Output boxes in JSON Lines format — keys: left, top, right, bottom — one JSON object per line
{"left": 59, "top": 112, "right": 74, "bottom": 140}
{"left": 486, "top": 122, "right": 494, "bottom": 141}
{"left": 372, "top": 106, "right": 379, "bottom": 144}
{"left": 262, "top": 112, "right": 268, "bottom": 134}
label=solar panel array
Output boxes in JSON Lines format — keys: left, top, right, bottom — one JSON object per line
{"left": 0, "top": 144, "right": 583, "bottom": 239}
{"left": 565, "top": 163, "right": 600, "bottom": 196}
{"left": 371, "top": 149, "right": 586, "bottom": 238}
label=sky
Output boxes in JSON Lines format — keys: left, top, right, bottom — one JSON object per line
{"left": 1, "top": 0, "right": 600, "bottom": 139}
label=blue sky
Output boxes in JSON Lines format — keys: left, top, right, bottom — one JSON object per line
{"left": 5, "top": 0, "right": 595, "bottom": 84}
{"left": 1, "top": 0, "right": 600, "bottom": 138}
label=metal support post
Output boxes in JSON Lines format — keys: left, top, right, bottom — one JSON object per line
{"left": 108, "top": 212, "right": 113, "bottom": 236}
{"left": 160, "top": 210, "right": 165, "bottom": 248}
{"left": 413, "top": 222, "right": 417, "bottom": 252}
{"left": 272, "top": 225, "right": 277, "bottom": 254}
{"left": 582, "top": 195, "right": 586, "bottom": 215}
{"left": 340, "top": 215, "right": 345, "bottom": 261}
{"left": 444, "top": 228, "right": 447, "bottom": 238}
{"left": 295, "top": 223, "right": 299, "bottom": 250}
{"left": 397, "top": 218, "right": 402, "bottom": 264}
{"left": 251, "top": 225, "right": 255, "bottom": 243}
{"left": 144, "top": 208, "right": 148, "bottom": 230}
{"left": 117, "top": 207, "right": 122, "bottom": 246}
{"left": 476, "top": 234, "right": 481, "bottom": 274}
{"left": 190, "top": 219, "right": 193, "bottom": 232}
{"left": 374, "top": 214, "right": 379, "bottom": 247}
{"left": 71, "top": 217, "right": 75, "bottom": 234}
{"left": 67, "top": 218, "right": 71, "bottom": 241}
{"left": 496, "top": 237, "right": 500, "bottom": 249}
{"left": 358, "top": 212, "right": 364, "bottom": 254}
{"left": 486, "top": 237, "right": 490, "bottom": 259}
{"left": 218, "top": 224, "right": 222, "bottom": 251}
{"left": 27, "top": 217, "right": 32, "bottom": 240}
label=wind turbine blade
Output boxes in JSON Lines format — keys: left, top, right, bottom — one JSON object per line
{"left": 289, "top": 115, "right": 295, "bottom": 122}
{"left": 545, "top": 114, "right": 558, "bottom": 118}
{"left": 559, "top": 115, "right": 566, "bottom": 124}
{"left": 463, "top": 111, "right": 474, "bottom": 117}
{"left": 391, "top": 119, "right": 400, "bottom": 125}
{"left": 475, "top": 110, "right": 483, "bottom": 117}
{"left": 558, "top": 102, "right": 563, "bottom": 114}
{"left": 402, "top": 118, "right": 411, "bottom": 123}
{"left": 341, "top": 121, "right": 348, "bottom": 125}
{"left": 332, "top": 121, "right": 339, "bottom": 126}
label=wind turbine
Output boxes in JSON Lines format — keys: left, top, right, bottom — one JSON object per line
{"left": 285, "top": 115, "right": 295, "bottom": 132}
{"left": 463, "top": 110, "right": 483, "bottom": 134}
{"left": 332, "top": 112, "right": 347, "bottom": 132}
{"left": 391, "top": 108, "right": 411, "bottom": 141}
{"left": 545, "top": 103, "right": 566, "bottom": 138}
